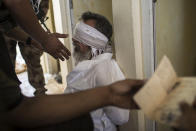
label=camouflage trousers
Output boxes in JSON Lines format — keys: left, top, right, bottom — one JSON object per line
{"left": 5, "top": 38, "right": 46, "bottom": 96}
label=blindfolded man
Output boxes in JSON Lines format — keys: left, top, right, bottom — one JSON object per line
{"left": 65, "top": 12, "right": 131, "bottom": 131}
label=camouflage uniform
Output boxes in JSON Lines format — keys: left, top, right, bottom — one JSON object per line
{"left": 5, "top": 38, "right": 46, "bottom": 95}
{"left": 4, "top": 0, "right": 46, "bottom": 96}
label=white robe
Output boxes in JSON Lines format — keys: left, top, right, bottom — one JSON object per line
{"left": 65, "top": 53, "right": 129, "bottom": 131}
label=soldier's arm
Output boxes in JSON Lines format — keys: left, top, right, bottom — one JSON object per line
{"left": 2, "top": 80, "right": 144, "bottom": 128}
{"left": 5, "top": 26, "right": 44, "bottom": 50}
{"left": 5, "top": 27, "right": 69, "bottom": 51}
{"left": 3, "top": 0, "right": 70, "bottom": 60}
{"left": 3, "top": 87, "right": 110, "bottom": 128}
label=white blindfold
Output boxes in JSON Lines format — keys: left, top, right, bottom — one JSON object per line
{"left": 73, "top": 22, "right": 109, "bottom": 57}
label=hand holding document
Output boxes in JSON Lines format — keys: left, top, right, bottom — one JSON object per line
{"left": 134, "top": 56, "right": 196, "bottom": 126}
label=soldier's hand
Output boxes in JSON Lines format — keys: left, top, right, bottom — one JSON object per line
{"left": 42, "top": 33, "right": 71, "bottom": 61}
{"left": 107, "top": 79, "right": 144, "bottom": 109}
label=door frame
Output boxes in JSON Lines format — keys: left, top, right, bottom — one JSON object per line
{"left": 141, "top": 0, "right": 155, "bottom": 78}
{"left": 141, "top": 0, "right": 156, "bottom": 130}
{"left": 52, "top": 0, "right": 74, "bottom": 87}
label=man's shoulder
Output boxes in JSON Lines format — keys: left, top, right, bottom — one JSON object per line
{"left": 95, "top": 57, "right": 117, "bottom": 67}
{"left": 94, "top": 58, "right": 111, "bottom": 67}
{"left": 93, "top": 58, "right": 119, "bottom": 74}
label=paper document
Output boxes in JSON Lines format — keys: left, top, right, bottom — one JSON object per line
{"left": 134, "top": 56, "right": 196, "bottom": 126}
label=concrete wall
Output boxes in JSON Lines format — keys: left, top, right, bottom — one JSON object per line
{"left": 156, "top": 0, "right": 196, "bottom": 76}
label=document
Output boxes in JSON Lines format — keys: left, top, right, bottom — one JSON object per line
{"left": 134, "top": 56, "right": 196, "bottom": 126}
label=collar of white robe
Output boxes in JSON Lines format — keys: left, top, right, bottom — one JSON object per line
{"left": 73, "top": 22, "right": 109, "bottom": 57}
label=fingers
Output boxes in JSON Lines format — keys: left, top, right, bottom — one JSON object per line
{"left": 57, "top": 43, "right": 71, "bottom": 60}
{"left": 53, "top": 33, "right": 71, "bottom": 56}
{"left": 43, "top": 34, "right": 71, "bottom": 60}
{"left": 60, "top": 43, "right": 71, "bottom": 56}
{"left": 52, "top": 53, "right": 58, "bottom": 60}
{"left": 54, "top": 33, "right": 69, "bottom": 38}
{"left": 57, "top": 49, "right": 69, "bottom": 60}
{"left": 47, "top": 50, "right": 65, "bottom": 61}
{"left": 55, "top": 40, "right": 71, "bottom": 61}
{"left": 125, "top": 79, "right": 145, "bottom": 92}
{"left": 56, "top": 52, "right": 65, "bottom": 61}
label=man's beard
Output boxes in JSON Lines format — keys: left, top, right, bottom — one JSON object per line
{"left": 73, "top": 47, "right": 92, "bottom": 66}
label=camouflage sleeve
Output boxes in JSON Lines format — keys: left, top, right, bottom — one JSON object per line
{"left": 0, "top": 69, "right": 23, "bottom": 112}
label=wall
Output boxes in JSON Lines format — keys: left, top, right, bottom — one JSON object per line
{"left": 72, "top": 0, "right": 113, "bottom": 25}
{"left": 112, "top": 0, "right": 137, "bottom": 79}
{"left": 156, "top": 0, "right": 196, "bottom": 76}
{"left": 155, "top": 0, "right": 196, "bottom": 130}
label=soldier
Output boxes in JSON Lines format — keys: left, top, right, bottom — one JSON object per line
{"left": 4, "top": 0, "right": 50, "bottom": 96}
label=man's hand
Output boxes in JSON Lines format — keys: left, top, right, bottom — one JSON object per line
{"left": 107, "top": 79, "right": 144, "bottom": 109}
{"left": 175, "top": 99, "right": 196, "bottom": 131}
{"left": 42, "top": 33, "right": 71, "bottom": 61}
{"left": 4, "top": 0, "right": 71, "bottom": 61}
{"left": 32, "top": 40, "right": 44, "bottom": 51}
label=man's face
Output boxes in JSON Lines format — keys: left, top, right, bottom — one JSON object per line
{"left": 72, "top": 19, "right": 96, "bottom": 64}
{"left": 73, "top": 38, "right": 91, "bottom": 65}
{"left": 72, "top": 38, "right": 87, "bottom": 53}
{"left": 73, "top": 19, "right": 96, "bottom": 52}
